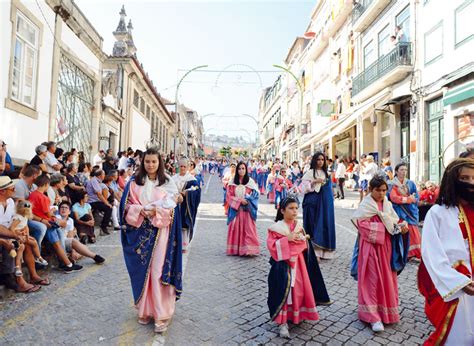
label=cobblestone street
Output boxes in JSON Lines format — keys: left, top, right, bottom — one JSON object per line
{"left": 0, "top": 174, "right": 433, "bottom": 345}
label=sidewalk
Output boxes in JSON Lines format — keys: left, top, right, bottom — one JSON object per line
{"left": 333, "top": 189, "right": 360, "bottom": 209}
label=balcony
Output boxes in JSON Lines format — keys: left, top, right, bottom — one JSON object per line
{"left": 305, "top": 30, "right": 329, "bottom": 61}
{"left": 352, "top": 43, "right": 413, "bottom": 102}
{"left": 352, "top": 0, "right": 391, "bottom": 32}
{"left": 327, "top": 0, "right": 353, "bottom": 37}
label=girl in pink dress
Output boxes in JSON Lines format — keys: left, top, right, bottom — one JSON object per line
{"left": 351, "top": 176, "right": 409, "bottom": 332}
{"left": 267, "top": 197, "right": 322, "bottom": 338}
{"left": 120, "top": 148, "right": 182, "bottom": 334}
{"left": 226, "top": 162, "right": 260, "bottom": 256}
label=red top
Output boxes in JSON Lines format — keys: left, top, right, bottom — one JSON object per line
{"left": 29, "top": 190, "right": 52, "bottom": 221}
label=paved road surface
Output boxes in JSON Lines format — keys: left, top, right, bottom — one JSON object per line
{"left": 0, "top": 174, "right": 432, "bottom": 345}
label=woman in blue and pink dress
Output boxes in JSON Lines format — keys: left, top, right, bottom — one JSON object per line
{"left": 226, "top": 161, "right": 260, "bottom": 256}
{"left": 120, "top": 147, "right": 182, "bottom": 334}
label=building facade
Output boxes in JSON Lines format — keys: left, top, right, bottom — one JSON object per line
{"left": 258, "top": 0, "right": 473, "bottom": 182}
{"left": 1, "top": 0, "right": 104, "bottom": 163}
{"left": 102, "top": 6, "right": 174, "bottom": 154}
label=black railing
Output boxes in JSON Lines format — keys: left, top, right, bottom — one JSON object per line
{"left": 352, "top": 42, "right": 412, "bottom": 96}
{"left": 352, "top": 0, "right": 374, "bottom": 23}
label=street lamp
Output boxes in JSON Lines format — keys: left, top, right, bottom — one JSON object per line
{"left": 272, "top": 64, "right": 304, "bottom": 161}
{"left": 174, "top": 64, "right": 209, "bottom": 154}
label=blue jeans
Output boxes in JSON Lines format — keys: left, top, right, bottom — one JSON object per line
{"left": 28, "top": 220, "right": 47, "bottom": 248}
{"left": 353, "top": 174, "right": 360, "bottom": 189}
{"left": 44, "top": 227, "right": 66, "bottom": 249}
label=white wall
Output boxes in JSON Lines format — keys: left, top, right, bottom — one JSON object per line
{"left": 0, "top": 0, "right": 55, "bottom": 162}
{"left": 419, "top": 0, "right": 473, "bottom": 87}
{"left": 131, "top": 109, "right": 150, "bottom": 150}
{"left": 61, "top": 23, "right": 100, "bottom": 73}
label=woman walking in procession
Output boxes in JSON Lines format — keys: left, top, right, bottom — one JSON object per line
{"left": 120, "top": 148, "right": 183, "bottom": 333}
{"left": 418, "top": 158, "right": 474, "bottom": 345}
{"left": 267, "top": 197, "right": 331, "bottom": 339}
{"left": 226, "top": 161, "right": 260, "bottom": 256}
{"left": 388, "top": 162, "right": 422, "bottom": 260}
{"left": 301, "top": 153, "right": 336, "bottom": 259}
{"left": 351, "top": 176, "right": 409, "bottom": 332}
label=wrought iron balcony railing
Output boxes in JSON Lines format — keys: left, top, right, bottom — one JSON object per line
{"left": 352, "top": 42, "right": 412, "bottom": 97}
{"left": 352, "top": 0, "right": 374, "bottom": 23}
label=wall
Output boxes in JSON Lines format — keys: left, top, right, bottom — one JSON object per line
{"left": 0, "top": 0, "right": 55, "bottom": 162}
{"left": 131, "top": 109, "right": 150, "bottom": 150}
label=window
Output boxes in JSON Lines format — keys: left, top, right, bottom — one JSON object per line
{"left": 140, "top": 98, "right": 145, "bottom": 113}
{"left": 396, "top": 5, "right": 410, "bottom": 42}
{"left": 363, "top": 40, "right": 376, "bottom": 69}
{"left": 11, "top": 11, "right": 39, "bottom": 108}
{"left": 133, "top": 90, "right": 139, "bottom": 107}
{"left": 425, "top": 21, "right": 443, "bottom": 65}
{"left": 378, "top": 25, "right": 391, "bottom": 57}
{"left": 455, "top": 1, "right": 473, "bottom": 47}
{"left": 146, "top": 105, "right": 151, "bottom": 119}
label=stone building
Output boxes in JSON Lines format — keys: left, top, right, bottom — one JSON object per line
{"left": 101, "top": 6, "right": 174, "bottom": 154}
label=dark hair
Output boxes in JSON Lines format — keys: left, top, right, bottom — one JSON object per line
{"left": 436, "top": 158, "right": 474, "bottom": 207}
{"left": 54, "top": 147, "right": 64, "bottom": 159}
{"left": 64, "top": 152, "right": 73, "bottom": 161}
{"left": 459, "top": 149, "right": 474, "bottom": 158}
{"left": 78, "top": 163, "right": 87, "bottom": 173}
{"left": 394, "top": 162, "right": 407, "bottom": 175}
{"left": 275, "top": 197, "right": 299, "bottom": 222}
{"left": 66, "top": 163, "right": 77, "bottom": 173}
{"left": 58, "top": 201, "right": 71, "bottom": 209}
{"left": 103, "top": 176, "right": 114, "bottom": 184}
{"left": 76, "top": 190, "right": 87, "bottom": 202}
{"left": 369, "top": 176, "right": 388, "bottom": 190}
{"left": 91, "top": 169, "right": 104, "bottom": 178}
{"left": 34, "top": 174, "right": 50, "bottom": 187}
{"left": 233, "top": 161, "right": 249, "bottom": 185}
{"left": 22, "top": 164, "right": 40, "bottom": 178}
{"left": 190, "top": 162, "right": 196, "bottom": 169}
{"left": 134, "top": 147, "right": 168, "bottom": 186}
{"left": 118, "top": 169, "right": 126, "bottom": 177}
{"left": 45, "top": 141, "right": 56, "bottom": 151}
{"left": 107, "top": 169, "right": 118, "bottom": 177}
{"left": 310, "top": 152, "right": 328, "bottom": 179}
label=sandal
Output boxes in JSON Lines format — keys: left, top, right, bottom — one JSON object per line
{"left": 138, "top": 317, "right": 152, "bottom": 325}
{"left": 16, "top": 284, "right": 41, "bottom": 294}
{"left": 31, "top": 277, "right": 50, "bottom": 286}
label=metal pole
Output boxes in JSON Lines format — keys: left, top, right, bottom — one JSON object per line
{"left": 174, "top": 65, "right": 209, "bottom": 155}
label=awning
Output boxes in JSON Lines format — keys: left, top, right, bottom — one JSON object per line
{"left": 300, "top": 90, "right": 391, "bottom": 149}
{"left": 444, "top": 81, "right": 474, "bottom": 106}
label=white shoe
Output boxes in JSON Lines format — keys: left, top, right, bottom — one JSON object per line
{"left": 279, "top": 323, "right": 290, "bottom": 338}
{"left": 371, "top": 321, "right": 384, "bottom": 332}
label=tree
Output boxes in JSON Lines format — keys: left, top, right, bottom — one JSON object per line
{"left": 219, "top": 146, "right": 232, "bottom": 157}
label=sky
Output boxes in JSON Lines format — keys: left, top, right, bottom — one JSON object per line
{"left": 76, "top": 0, "right": 314, "bottom": 142}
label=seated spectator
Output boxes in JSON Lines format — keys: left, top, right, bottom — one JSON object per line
{"left": 117, "top": 151, "right": 128, "bottom": 171}
{"left": 103, "top": 175, "right": 120, "bottom": 231}
{"left": 86, "top": 170, "right": 112, "bottom": 235}
{"left": 0, "top": 139, "right": 14, "bottom": 176}
{"left": 65, "top": 164, "right": 85, "bottom": 205}
{"left": 57, "top": 201, "right": 104, "bottom": 264}
{"left": 418, "top": 181, "right": 439, "bottom": 222}
{"left": 28, "top": 174, "right": 82, "bottom": 273}
{"left": 108, "top": 170, "right": 123, "bottom": 201}
{"left": 54, "top": 147, "right": 65, "bottom": 168}
{"left": 48, "top": 173, "right": 69, "bottom": 206}
{"left": 0, "top": 176, "right": 48, "bottom": 290}
{"left": 30, "top": 145, "right": 49, "bottom": 174}
{"left": 103, "top": 156, "right": 116, "bottom": 175}
{"left": 12, "top": 199, "right": 48, "bottom": 270}
{"left": 77, "top": 162, "right": 91, "bottom": 186}
{"left": 43, "top": 141, "right": 62, "bottom": 174}
{"left": 117, "top": 169, "right": 127, "bottom": 189}
{"left": 72, "top": 190, "right": 96, "bottom": 244}
{"left": 63, "top": 152, "right": 74, "bottom": 167}
{"left": 14, "top": 165, "right": 48, "bottom": 256}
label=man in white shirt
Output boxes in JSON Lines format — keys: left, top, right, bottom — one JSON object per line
{"left": 93, "top": 150, "right": 105, "bottom": 169}
{"left": 335, "top": 158, "right": 347, "bottom": 199}
{"left": 43, "top": 141, "right": 62, "bottom": 174}
{"left": 117, "top": 151, "right": 128, "bottom": 171}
